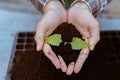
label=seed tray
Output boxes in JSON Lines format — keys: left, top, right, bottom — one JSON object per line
{"left": 6, "top": 31, "right": 120, "bottom": 80}
{"left": 5, "top": 32, "right": 36, "bottom": 80}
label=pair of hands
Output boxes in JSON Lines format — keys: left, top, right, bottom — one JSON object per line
{"left": 35, "top": 1, "right": 100, "bottom": 75}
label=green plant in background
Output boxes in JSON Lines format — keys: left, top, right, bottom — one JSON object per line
{"left": 64, "top": 0, "right": 75, "bottom": 9}
{"left": 45, "top": 34, "right": 89, "bottom": 50}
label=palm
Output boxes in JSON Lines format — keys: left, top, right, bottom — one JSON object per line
{"left": 67, "top": 2, "right": 100, "bottom": 74}
{"left": 35, "top": 0, "right": 67, "bottom": 71}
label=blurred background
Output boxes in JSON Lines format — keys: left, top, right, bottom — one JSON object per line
{"left": 108, "top": 0, "right": 120, "bottom": 15}
{"left": 0, "top": 0, "right": 39, "bottom": 14}
{"left": 0, "top": 0, "right": 120, "bottom": 15}
{"left": 0, "top": 0, "right": 120, "bottom": 80}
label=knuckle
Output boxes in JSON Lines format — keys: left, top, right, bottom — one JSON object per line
{"left": 43, "top": 48, "right": 49, "bottom": 55}
{"left": 61, "top": 66, "right": 66, "bottom": 72}
{"left": 83, "top": 53, "right": 88, "bottom": 59}
{"left": 43, "top": 51, "right": 49, "bottom": 56}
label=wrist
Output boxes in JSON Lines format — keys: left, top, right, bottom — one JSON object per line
{"left": 44, "top": 0, "right": 67, "bottom": 22}
{"left": 71, "top": 1, "right": 92, "bottom": 13}
{"left": 43, "top": 0, "right": 63, "bottom": 13}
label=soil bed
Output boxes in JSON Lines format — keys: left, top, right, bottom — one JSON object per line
{"left": 8, "top": 23, "right": 119, "bottom": 80}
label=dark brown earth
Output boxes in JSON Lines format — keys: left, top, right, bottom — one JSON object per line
{"left": 51, "top": 23, "right": 82, "bottom": 65}
{"left": 10, "top": 23, "right": 82, "bottom": 80}
{"left": 9, "top": 23, "right": 120, "bottom": 80}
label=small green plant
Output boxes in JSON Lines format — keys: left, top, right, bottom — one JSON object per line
{"left": 45, "top": 34, "right": 62, "bottom": 46}
{"left": 45, "top": 34, "right": 89, "bottom": 50}
{"left": 70, "top": 37, "right": 89, "bottom": 50}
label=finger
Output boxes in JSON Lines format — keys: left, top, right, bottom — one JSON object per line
{"left": 89, "top": 21, "right": 100, "bottom": 50}
{"left": 66, "top": 62, "right": 74, "bottom": 75}
{"left": 35, "top": 25, "right": 45, "bottom": 51}
{"left": 43, "top": 43, "right": 60, "bottom": 69}
{"left": 81, "top": 31, "right": 90, "bottom": 40}
{"left": 74, "top": 48, "right": 90, "bottom": 73}
{"left": 58, "top": 55, "right": 67, "bottom": 72}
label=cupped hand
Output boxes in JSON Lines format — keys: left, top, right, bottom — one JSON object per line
{"left": 35, "top": 1, "right": 67, "bottom": 71}
{"left": 66, "top": 2, "right": 100, "bottom": 75}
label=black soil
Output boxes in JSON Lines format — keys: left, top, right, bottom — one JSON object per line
{"left": 51, "top": 23, "right": 82, "bottom": 65}
{"left": 9, "top": 23, "right": 120, "bottom": 80}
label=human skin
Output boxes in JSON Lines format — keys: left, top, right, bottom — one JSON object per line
{"left": 35, "top": 0, "right": 100, "bottom": 75}
{"left": 67, "top": 2, "right": 100, "bottom": 75}
{"left": 34, "top": 0, "right": 68, "bottom": 71}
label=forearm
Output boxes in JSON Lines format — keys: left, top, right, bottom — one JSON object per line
{"left": 29, "top": 0, "right": 63, "bottom": 13}
{"left": 29, "top": 0, "right": 45, "bottom": 13}
{"left": 29, "top": 0, "right": 110, "bottom": 16}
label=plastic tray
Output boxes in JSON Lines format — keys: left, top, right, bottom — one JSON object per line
{"left": 6, "top": 31, "right": 120, "bottom": 80}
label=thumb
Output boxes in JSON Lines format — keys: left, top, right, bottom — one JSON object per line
{"left": 89, "top": 37, "right": 99, "bottom": 50}
{"left": 89, "top": 21, "right": 100, "bottom": 50}
{"left": 35, "top": 23, "right": 45, "bottom": 51}
{"left": 35, "top": 11, "right": 53, "bottom": 51}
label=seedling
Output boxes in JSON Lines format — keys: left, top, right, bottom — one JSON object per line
{"left": 70, "top": 37, "right": 89, "bottom": 50}
{"left": 45, "top": 34, "right": 62, "bottom": 46}
{"left": 45, "top": 34, "right": 89, "bottom": 50}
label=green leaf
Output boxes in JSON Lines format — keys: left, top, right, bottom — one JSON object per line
{"left": 70, "top": 37, "right": 89, "bottom": 50}
{"left": 45, "top": 34, "right": 62, "bottom": 46}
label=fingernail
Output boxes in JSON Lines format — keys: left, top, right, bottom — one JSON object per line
{"left": 58, "top": 55, "right": 60, "bottom": 58}
{"left": 56, "top": 65, "right": 60, "bottom": 69}
{"left": 70, "top": 62, "right": 74, "bottom": 65}
{"left": 56, "top": 61, "right": 60, "bottom": 69}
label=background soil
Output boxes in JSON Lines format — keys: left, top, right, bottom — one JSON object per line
{"left": 9, "top": 23, "right": 118, "bottom": 80}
